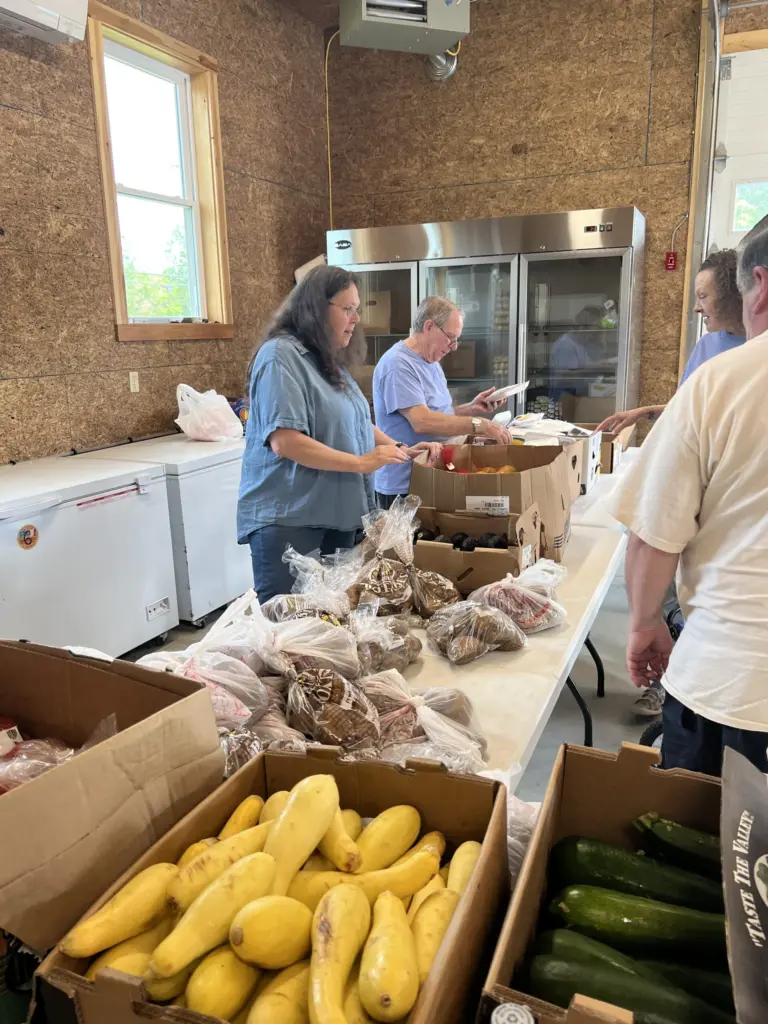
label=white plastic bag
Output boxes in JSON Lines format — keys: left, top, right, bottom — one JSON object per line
{"left": 175, "top": 383, "right": 243, "bottom": 441}
{"left": 180, "top": 651, "right": 269, "bottom": 727}
{"left": 479, "top": 764, "right": 539, "bottom": 884}
{"left": 469, "top": 559, "right": 567, "bottom": 635}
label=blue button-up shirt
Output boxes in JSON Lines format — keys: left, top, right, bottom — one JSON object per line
{"left": 237, "top": 335, "right": 375, "bottom": 541}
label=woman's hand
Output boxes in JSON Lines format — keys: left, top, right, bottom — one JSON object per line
{"left": 467, "top": 386, "right": 504, "bottom": 415}
{"left": 357, "top": 446, "right": 411, "bottom": 473}
{"left": 406, "top": 441, "right": 442, "bottom": 464}
{"left": 597, "top": 408, "right": 647, "bottom": 433}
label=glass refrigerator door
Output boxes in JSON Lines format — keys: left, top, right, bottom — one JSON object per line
{"left": 420, "top": 257, "right": 517, "bottom": 408}
{"left": 519, "top": 249, "right": 630, "bottom": 424}
{"left": 349, "top": 262, "right": 418, "bottom": 364}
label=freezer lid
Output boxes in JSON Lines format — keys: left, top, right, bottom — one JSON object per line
{"left": 0, "top": 456, "right": 165, "bottom": 517}
{"left": 75, "top": 435, "right": 246, "bottom": 475}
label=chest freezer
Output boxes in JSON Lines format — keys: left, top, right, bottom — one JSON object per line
{"left": 76, "top": 435, "right": 251, "bottom": 625}
{"left": 0, "top": 456, "right": 178, "bottom": 656}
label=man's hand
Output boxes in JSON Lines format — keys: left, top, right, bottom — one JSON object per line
{"left": 467, "top": 387, "right": 504, "bottom": 415}
{"left": 626, "top": 623, "right": 673, "bottom": 688}
{"left": 407, "top": 441, "right": 442, "bottom": 464}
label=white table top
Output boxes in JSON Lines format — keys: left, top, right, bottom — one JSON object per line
{"left": 404, "top": 525, "right": 627, "bottom": 778}
{"left": 569, "top": 447, "right": 640, "bottom": 530}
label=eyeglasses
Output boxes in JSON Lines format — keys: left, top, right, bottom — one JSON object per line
{"left": 329, "top": 302, "right": 361, "bottom": 319}
{"left": 433, "top": 322, "right": 460, "bottom": 348}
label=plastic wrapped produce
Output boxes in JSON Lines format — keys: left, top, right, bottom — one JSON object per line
{"left": 469, "top": 561, "right": 567, "bottom": 634}
{"left": 0, "top": 715, "right": 117, "bottom": 795}
{"left": 426, "top": 601, "right": 527, "bottom": 665}
{"left": 347, "top": 599, "right": 421, "bottom": 676}
{"left": 218, "top": 727, "right": 261, "bottom": 777}
{"left": 287, "top": 668, "right": 381, "bottom": 752}
{"left": 180, "top": 651, "right": 269, "bottom": 728}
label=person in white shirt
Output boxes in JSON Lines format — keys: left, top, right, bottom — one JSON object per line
{"left": 611, "top": 214, "right": 768, "bottom": 775}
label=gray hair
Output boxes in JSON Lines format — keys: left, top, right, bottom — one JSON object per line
{"left": 737, "top": 214, "right": 768, "bottom": 293}
{"left": 412, "top": 296, "right": 464, "bottom": 334}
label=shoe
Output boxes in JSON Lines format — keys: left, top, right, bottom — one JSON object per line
{"left": 633, "top": 684, "right": 665, "bottom": 718}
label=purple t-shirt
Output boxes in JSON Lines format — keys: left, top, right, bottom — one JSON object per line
{"left": 373, "top": 342, "right": 454, "bottom": 495}
{"left": 679, "top": 330, "right": 746, "bottom": 385}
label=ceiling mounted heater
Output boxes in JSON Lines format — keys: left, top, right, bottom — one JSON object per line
{"left": 339, "top": 0, "right": 469, "bottom": 56}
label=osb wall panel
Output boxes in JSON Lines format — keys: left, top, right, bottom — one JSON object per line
{"left": 328, "top": 0, "right": 700, "bottom": 410}
{"left": 725, "top": 8, "right": 768, "bottom": 33}
{"left": 0, "top": 1, "right": 328, "bottom": 462}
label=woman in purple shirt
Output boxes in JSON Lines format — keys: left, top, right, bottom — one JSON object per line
{"left": 599, "top": 250, "right": 746, "bottom": 434}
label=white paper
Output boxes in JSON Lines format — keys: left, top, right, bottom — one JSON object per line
{"left": 488, "top": 380, "right": 530, "bottom": 403}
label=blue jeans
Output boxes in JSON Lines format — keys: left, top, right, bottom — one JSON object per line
{"left": 661, "top": 692, "right": 768, "bottom": 776}
{"left": 248, "top": 525, "right": 357, "bottom": 605}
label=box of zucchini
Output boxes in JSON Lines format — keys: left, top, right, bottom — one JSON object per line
{"left": 481, "top": 743, "right": 729, "bottom": 1024}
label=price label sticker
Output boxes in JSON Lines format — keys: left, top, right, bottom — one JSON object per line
{"left": 466, "top": 496, "right": 510, "bottom": 515}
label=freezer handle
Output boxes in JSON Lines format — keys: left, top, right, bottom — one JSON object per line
{"left": 0, "top": 496, "right": 63, "bottom": 522}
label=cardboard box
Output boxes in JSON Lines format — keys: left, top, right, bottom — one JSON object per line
{"left": 36, "top": 747, "right": 510, "bottom": 1024}
{"left": 0, "top": 641, "right": 223, "bottom": 951}
{"left": 559, "top": 394, "right": 616, "bottom": 424}
{"left": 576, "top": 423, "right": 636, "bottom": 474}
{"left": 442, "top": 341, "right": 477, "bottom": 379}
{"left": 480, "top": 743, "right": 722, "bottom": 1023}
{"left": 569, "top": 430, "right": 602, "bottom": 493}
{"left": 360, "top": 290, "right": 391, "bottom": 333}
{"left": 410, "top": 444, "right": 572, "bottom": 563}
{"left": 352, "top": 363, "right": 375, "bottom": 398}
{"left": 414, "top": 505, "right": 541, "bottom": 594}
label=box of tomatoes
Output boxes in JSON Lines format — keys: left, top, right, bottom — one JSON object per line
{"left": 35, "top": 746, "right": 509, "bottom": 1024}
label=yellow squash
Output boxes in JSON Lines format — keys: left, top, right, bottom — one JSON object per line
{"left": 247, "top": 960, "right": 310, "bottom": 1024}
{"left": 439, "top": 864, "right": 450, "bottom": 883}
{"left": 343, "top": 964, "right": 374, "bottom": 1024}
{"left": 230, "top": 895, "right": 312, "bottom": 969}
{"left": 261, "top": 790, "right": 290, "bottom": 822}
{"left": 177, "top": 838, "right": 217, "bottom": 870}
{"left": 85, "top": 951, "right": 151, "bottom": 982}
{"left": 186, "top": 946, "right": 261, "bottom": 1020}
{"left": 446, "top": 841, "right": 482, "bottom": 896}
{"left": 150, "top": 852, "right": 275, "bottom": 977}
{"left": 289, "top": 852, "right": 439, "bottom": 913}
{"left": 303, "top": 853, "right": 334, "bottom": 872}
{"left": 341, "top": 809, "right": 363, "bottom": 841}
{"left": 143, "top": 960, "right": 195, "bottom": 1001}
{"left": 355, "top": 806, "right": 421, "bottom": 873}
{"left": 167, "top": 822, "right": 272, "bottom": 912}
{"left": 318, "top": 808, "right": 362, "bottom": 873}
{"left": 264, "top": 775, "right": 340, "bottom": 896}
{"left": 309, "top": 884, "right": 371, "bottom": 1024}
{"left": 219, "top": 795, "right": 265, "bottom": 839}
{"left": 359, "top": 892, "right": 419, "bottom": 1022}
{"left": 60, "top": 863, "right": 178, "bottom": 958}
{"left": 406, "top": 873, "right": 445, "bottom": 924}
{"left": 411, "top": 889, "right": 460, "bottom": 985}
{"left": 84, "top": 917, "right": 172, "bottom": 980}
{"left": 171, "top": 994, "right": 186, "bottom": 1007}
{"left": 392, "top": 831, "right": 446, "bottom": 868}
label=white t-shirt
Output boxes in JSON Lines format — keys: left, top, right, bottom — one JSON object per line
{"left": 612, "top": 330, "right": 768, "bottom": 731}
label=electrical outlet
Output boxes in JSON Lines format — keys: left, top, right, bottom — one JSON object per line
{"left": 129, "top": 371, "right": 140, "bottom": 393}
{"left": 146, "top": 597, "right": 171, "bottom": 621}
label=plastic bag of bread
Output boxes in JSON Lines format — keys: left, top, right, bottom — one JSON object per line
{"left": 275, "top": 546, "right": 352, "bottom": 623}
{"left": 469, "top": 564, "right": 567, "bottom": 634}
{"left": 361, "top": 670, "right": 487, "bottom": 774}
{"left": 219, "top": 727, "right": 261, "bottom": 777}
{"left": 412, "top": 687, "right": 487, "bottom": 756}
{"left": 517, "top": 558, "right": 568, "bottom": 598}
{"left": 287, "top": 668, "right": 381, "bottom": 752}
{"left": 348, "top": 598, "right": 422, "bottom": 675}
{"left": 426, "top": 600, "right": 527, "bottom": 664}
{"left": 180, "top": 650, "right": 269, "bottom": 727}
{"left": 251, "top": 680, "right": 307, "bottom": 751}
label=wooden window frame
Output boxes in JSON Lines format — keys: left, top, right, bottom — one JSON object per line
{"left": 87, "top": 1, "right": 233, "bottom": 342}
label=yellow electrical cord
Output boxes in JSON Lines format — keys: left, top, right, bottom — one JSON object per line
{"left": 445, "top": 40, "right": 461, "bottom": 56}
{"left": 325, "top": 29, "right": 340, "bottom": 231}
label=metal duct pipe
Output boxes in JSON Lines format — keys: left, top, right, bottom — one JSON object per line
{"left": 425, "top": 51, "right": 458, "bottom": 82}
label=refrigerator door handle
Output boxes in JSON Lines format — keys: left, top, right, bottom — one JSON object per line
{"left": 0, "top": 496, "right": 63, "bottom": 522}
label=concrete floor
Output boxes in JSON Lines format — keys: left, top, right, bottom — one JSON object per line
{"left": 126, "top": 558, "right": 649, "bottom": 801}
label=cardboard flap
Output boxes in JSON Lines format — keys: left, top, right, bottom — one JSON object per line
{"left": 403, "top": 757, "right": 449, "bottom": 774}
{"left": 300, "top": 744, "right": 344, "bottom": 762}
{"left": 615, "top": 741, "right": 661, "bottom": 769}
{"left": 567, "top": 995, "right": 633, "bottom": 1023}
{"left": 68, "top": 970, "right": 145, "bottom": 1024}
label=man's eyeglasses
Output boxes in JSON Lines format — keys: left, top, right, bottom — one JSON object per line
{"left": 329, "top": 302, "right": 361, "bottom": 319}
{"left": 433, "top": 322, "right": 460, "bottom": 348}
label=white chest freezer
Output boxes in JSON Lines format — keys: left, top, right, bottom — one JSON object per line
{"left": 0, "top": 457, "right": 179, "bottom": 656}
{"left": 76, "top": 435, "right": 251, "bottom": 625}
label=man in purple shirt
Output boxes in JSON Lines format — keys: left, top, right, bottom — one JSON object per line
{"left": 372, "top": 296, "right": 512, "bottom": 506}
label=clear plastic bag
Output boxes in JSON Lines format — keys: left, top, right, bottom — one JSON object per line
{"left": 251, "top": 680, "right": 307, "bottom": 751}
{"left": 175, "top": 383, "right": 243, "bottom": 441}
{"left": 287, "top": 668, "right": 381, "bottom": 752}
{"left": 348, "top": 598, "right": 418, "bottom": 676}
{"left": 518, "top": 558, "right": 568, "bottom": 597}
{"left": 0, "top": 714, "right": 118, "bottom": 794}
{"left": 219, "top": 727, "right": 261, "bottom": 777}
{"left": 469, "top": 562, "right": 567, "bottom": 634}
{"left": 426, "top": 600, "right": 527, "bottom": 664}
{"left": 479, "top": 764, "right": 539, "bottom": 884}
{"left": 180, "top": 651, "right": 269, "bottom": 728}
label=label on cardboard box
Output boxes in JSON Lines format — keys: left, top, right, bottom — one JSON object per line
{"left": 467, "top": 496, "right": 510, "bottom": 515}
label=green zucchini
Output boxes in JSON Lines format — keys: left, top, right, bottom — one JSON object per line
{"left": 550, "top": 836, "right": 723, "bottom": 911}
{"left": 634, "top": 812, "right": 721, "bottom": 879}
{"left": 550, "top": 884, "right": 726, "bottom": 952}
{"left": 532, "top": 929, "right": 659, "bottom": 981}
{"left": 527, "top": 955, "right": 735, "bottom": 1024}
{"left": 639, "top": 960, "right": 734, "bottom": 1014}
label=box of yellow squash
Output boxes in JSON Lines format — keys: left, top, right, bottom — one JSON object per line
{"left": 34, "top": 746, "right": 509, "bottom": 1024}
{"left": 0, "top": 640, "right": 223, "bottom": 953}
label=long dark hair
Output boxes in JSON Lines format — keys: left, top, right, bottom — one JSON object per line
{"left": 246, "top": 265, "right": 360, "bottom": 391}
{"left": 700, "top": 250, "right": 745, "bottom": 335}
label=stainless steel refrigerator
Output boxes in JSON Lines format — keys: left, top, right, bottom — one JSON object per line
{"left": 327, "top": 207, "right": 645, "bottom": 423}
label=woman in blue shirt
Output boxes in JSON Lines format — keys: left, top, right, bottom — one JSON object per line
{"left": 238, "top": 266, "right": 439, "bottom": 603}
{"left": 599, "top": 250, "right": 746, "bottom": 434}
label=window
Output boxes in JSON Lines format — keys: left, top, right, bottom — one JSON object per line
{"left": 88, "top": 2, "right": 232, "bottom": 341}
{"left": 733, "top": 181, "right": 768, "bottom": 233}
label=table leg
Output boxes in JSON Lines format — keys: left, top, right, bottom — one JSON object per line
{"left": 584, "top": 634, "right": 605, "bottom": 699}
{"left": 566, "top": 675, "right": 593, "bottom": 747}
